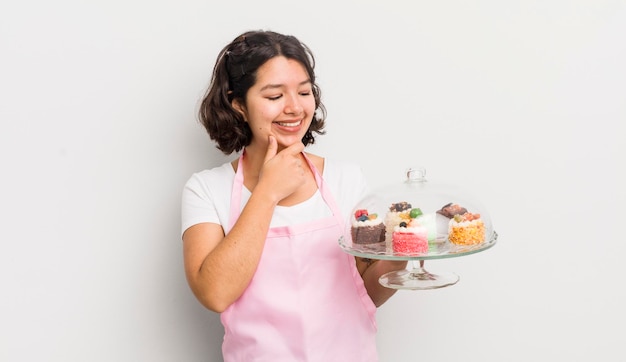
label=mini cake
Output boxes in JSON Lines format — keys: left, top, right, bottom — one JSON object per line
{"left": 448, "top": 212, "right": 485, "bottom": 245}
{"left": 437, "top": 202, "right": 468, "bottom": 218}
{"left": 392, "top": 220, "right": 429, "bottom": 255}
{"left": 351, "top": 209, "right": 385, "bottom": 244}
{"left": 436, "top": 202, "right": 468, "bottom": 236}
{"left": 384, "top": 202, "right": 414, "bottom": 237}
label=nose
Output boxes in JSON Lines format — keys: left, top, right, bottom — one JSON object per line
{"left": 284, "top": 94, "right": 303, "bottom": 115}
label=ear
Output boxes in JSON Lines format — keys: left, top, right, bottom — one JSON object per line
{"left": 231, "top": 98, "right": 247, "bottom": 121}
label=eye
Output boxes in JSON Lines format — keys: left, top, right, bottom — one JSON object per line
{"left": 267, "top": 94, "right": 282, "bottom": 101}
{"left": 299, "top": 87, "right": 313, "bottom": 96}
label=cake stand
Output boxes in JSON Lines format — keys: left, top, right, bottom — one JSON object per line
{"left": 338, "top": 168, "right": 498, "bottom": 290}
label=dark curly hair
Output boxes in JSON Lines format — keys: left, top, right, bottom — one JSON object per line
{"left": 198, "top": 30, "right": 327, "bottom": 155}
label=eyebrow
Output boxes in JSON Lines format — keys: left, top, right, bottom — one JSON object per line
{"left": 259, "top": 79, "right": 311, "bottom": 92}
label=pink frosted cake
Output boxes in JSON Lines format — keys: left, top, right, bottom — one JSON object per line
{"left": 351, "top": 209, "right": 385, "bottom": 244}
{"left": 391, "top": 220, "right": 429, "bottom": 255}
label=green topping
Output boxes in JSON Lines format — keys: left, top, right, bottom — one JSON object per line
{"left": 409, "top": 208, "right": 423, "bottom": 218}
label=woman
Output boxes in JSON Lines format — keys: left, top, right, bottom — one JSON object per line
{"left": 181, "top": 30, "right": 407, "bottom": 361}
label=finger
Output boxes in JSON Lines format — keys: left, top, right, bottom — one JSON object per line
{"left": 282, "top": 141, "right": 305, "bottom": 155}
{"left": 263, "top": 135, "right": 278, "bottom": 164}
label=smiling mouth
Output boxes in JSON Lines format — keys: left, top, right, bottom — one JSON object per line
{"left": 275, "top": 120, "right": 302, "bottom": 127}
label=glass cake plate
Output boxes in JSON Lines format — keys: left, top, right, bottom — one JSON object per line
{"left": 338, "top": 167, "right": 498, "bottom": 290}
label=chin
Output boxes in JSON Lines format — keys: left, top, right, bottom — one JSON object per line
{"left": 277, "top": 135, "right": 305, "bottom": 148}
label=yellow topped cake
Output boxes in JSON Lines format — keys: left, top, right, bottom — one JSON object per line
{"left": 447, "top": 212, "right": 485, "bottom": 245}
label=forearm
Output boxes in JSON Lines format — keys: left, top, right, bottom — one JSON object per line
{"left": 361, "top": 259, "right": 408, "bottom": 307}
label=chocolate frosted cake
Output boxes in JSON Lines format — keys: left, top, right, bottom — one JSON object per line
{"left": 351, "top": 209, "right": 385, "bottom": 244}
{"left": 436, "top": 203, "right": 468, "bottom": 218}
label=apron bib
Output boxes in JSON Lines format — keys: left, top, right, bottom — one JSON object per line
{"left": 221, "top": 152, "right": 378, "bottom": 362}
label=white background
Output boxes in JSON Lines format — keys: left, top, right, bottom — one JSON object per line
{"left": 1, "top": 0, "right": 625, "bottom": 361}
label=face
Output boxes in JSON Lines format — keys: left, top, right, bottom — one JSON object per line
{"left": 233, "top": 56, "right": 316, "bottom": 152}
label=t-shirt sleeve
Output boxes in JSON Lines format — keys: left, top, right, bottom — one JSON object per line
{"left": 180, "top": 172, "right": 222, "bottom": 237}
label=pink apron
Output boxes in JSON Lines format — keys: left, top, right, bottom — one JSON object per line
{"left": 221, "top": 153, "right": 378, "bottom": 362}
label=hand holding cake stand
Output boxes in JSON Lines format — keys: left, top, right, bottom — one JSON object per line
{"left": 338, "top": 168, "right": 498, "bottom": 290}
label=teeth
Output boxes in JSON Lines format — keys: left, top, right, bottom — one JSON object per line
{"left": 277, "top": 120, "right": 301, "bottom": 127}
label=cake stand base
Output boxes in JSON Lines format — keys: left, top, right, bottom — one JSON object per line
{"left": 379, "top": 260, "right": 459, "bottom": 290}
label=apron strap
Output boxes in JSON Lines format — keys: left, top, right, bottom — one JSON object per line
{"left": 228, "top": 150, "right": 345, "bottom": 231}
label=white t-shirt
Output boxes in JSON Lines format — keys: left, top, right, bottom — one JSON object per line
{"left": 181, "top": 158, "right": 369, "bottom": 236}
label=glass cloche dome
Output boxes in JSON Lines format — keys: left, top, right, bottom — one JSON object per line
{"left": 338, "top": 167, "right": 497, "bottom": 290}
